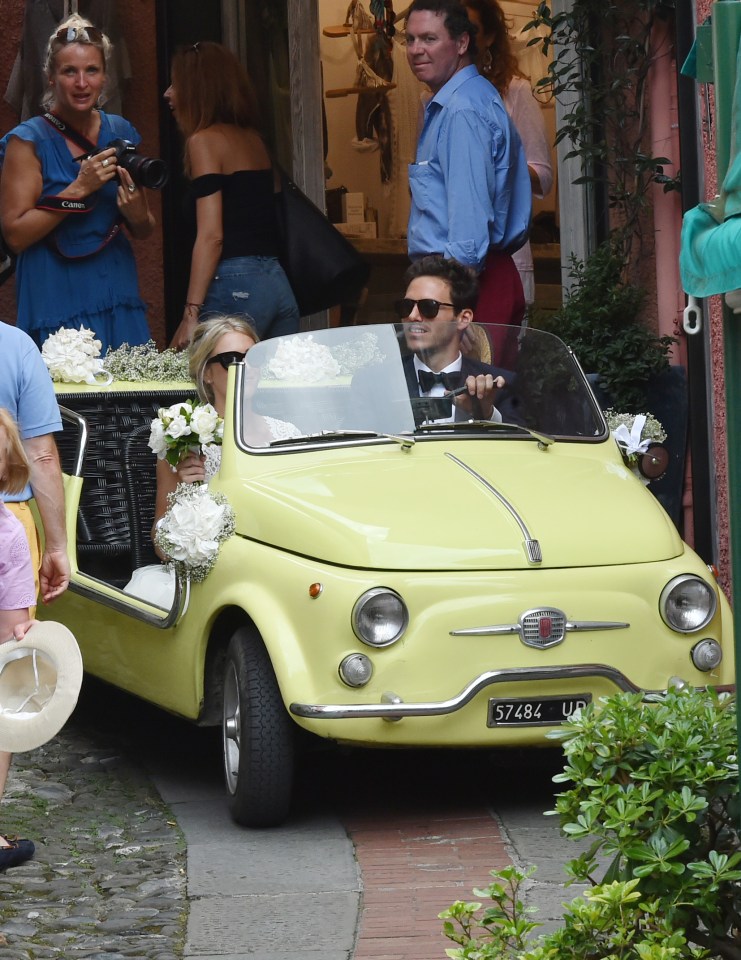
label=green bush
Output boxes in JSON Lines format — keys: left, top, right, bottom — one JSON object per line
{"left": 533, "top": 240, "right": 675, "bottom": 410}
{"left": 440, "top": 688, "right": 741, "bottom": 960}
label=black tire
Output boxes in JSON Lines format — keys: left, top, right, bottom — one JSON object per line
{"left": 222, "top": 628, "right": 295, "bottom": 827}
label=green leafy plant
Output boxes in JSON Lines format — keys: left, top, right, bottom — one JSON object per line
{"left": 527, "top": 0, "right": 679, "bottom": 266}
{"left": 523, "top": 0, "right": 679, "bottom": 409}
{"left": 440, "top": 688, "right": 741, "bottom": 960}
{"left": 440, "top": 864, "right": 541, "bottom": 959}
{"left": 534, "top": 240, "right": 674, "bottom": 409}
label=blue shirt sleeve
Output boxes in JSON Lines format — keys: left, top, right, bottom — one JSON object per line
{"left": 17, "top": 339, "right": 62, "bottom": 440}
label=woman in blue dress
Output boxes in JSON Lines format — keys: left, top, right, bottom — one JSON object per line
{"left": 0, "top": 15, "right": 154, "bottom": 353}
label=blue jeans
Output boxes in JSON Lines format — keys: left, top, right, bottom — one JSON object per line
{"left": 202, "top": 256, "right": 300, "bottom": 339}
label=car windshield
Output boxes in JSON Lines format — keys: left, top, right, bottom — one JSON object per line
{"left": 237, "top": 323, "right": 606, "bottom": 449}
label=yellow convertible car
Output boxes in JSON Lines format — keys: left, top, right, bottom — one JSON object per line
{"left": 45, "top": 323, "right": 734, "bottom": 826}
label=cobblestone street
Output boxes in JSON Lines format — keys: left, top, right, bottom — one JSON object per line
{"left": 0, "top": 679, "right": 568, "bottom": 960}
{"left": 0, "top": 715, "right": 186, "bottom": 959}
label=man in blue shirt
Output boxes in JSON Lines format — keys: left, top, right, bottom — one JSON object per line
{"left": 405, "top": 0, "right": 531, "bottom": 364}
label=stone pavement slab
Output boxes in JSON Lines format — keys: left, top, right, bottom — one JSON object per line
{"left": 146, "top": 752, "right": 360, "bottom": 959}
{"left": 186, "top": 891, "right": 359, "bottom": 957}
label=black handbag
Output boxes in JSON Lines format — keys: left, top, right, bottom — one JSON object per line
{"left": 274, "top": 168, "right": 370, "bottom": 317}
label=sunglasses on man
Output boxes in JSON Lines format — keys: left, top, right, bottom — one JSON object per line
{"left": 393, "top": 298, "right": 455, "bottom": 320}
{"left": 206, "top": 350, "right": 249, "bottom": 370}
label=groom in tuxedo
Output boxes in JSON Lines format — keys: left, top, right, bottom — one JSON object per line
{"left": 397, "top": 255, "right": 508, "bottom": 422}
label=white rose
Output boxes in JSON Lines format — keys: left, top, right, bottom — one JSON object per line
{"left": 165, "top": 401, "right": 191, "bottom": 420}
{"left": 166, "top": 415, "right": 191, "bottom": 440}
{"left": 147, "top": 419, "right": 169, "bottom": 458}
{"left": 190, "top": 404, "right": 220, "bottom": 445}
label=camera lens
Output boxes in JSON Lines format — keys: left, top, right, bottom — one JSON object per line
{"left": 119, "top": 154, "right": 169, "bottom": 191}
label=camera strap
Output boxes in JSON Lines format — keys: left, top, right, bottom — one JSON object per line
{"left": 42, "top": 112, "right": 99, "bottom": 158}
{"left": 40, "top": 112, "right": 123, "bottom": 260}
{"left": 37, "top": 196, "right": 92, "bottom": 213}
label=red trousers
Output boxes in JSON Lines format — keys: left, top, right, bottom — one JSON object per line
{"left": 475, "top": 249, "right": 526, "bottom": 370}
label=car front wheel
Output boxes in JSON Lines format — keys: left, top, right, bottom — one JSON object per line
{"left": 222, "top": 628, "right": 295, "bottom": 827}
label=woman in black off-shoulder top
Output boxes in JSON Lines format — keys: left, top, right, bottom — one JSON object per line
{"left": 165, "top": 41, "right": 300, "bottom": 350}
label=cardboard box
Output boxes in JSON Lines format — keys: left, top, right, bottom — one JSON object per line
{"left": 335, "top": 221, "right": 377, "bottom": 239}
{"left": 342, "top": 192, "right": 365, "bottom": 222}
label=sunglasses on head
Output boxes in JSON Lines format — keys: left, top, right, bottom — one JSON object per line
{"left": 393, "top": 298, "right": 455, "bottom": 320}
{"left": 206, "top": 350, "right": 248, "bottom": 370}
{"left": 55, "top": 25, "right": 104, "bottom": 44}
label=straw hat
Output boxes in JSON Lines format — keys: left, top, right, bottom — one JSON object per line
{"left": 0, "top": 621, "right": 83, "bottom": 753}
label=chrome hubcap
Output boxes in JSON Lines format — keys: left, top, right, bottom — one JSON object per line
{"left": 223, "top": 662, "right": 241, "bottom": 792}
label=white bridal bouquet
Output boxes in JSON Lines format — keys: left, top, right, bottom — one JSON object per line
{"left": 148, "top": 401, "right": 233, "bottom": 583}
{"left": 41, "top": 327, "right": 112, "bottom": 385}
{"left": 147, "top": 399, "right": 223, "bottom": 469}
{"left": 154, "top": 483, "right": 236, "bottom": 583}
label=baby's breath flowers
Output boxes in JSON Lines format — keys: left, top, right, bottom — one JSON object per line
{"left": 605, "top": 409, "right": 666, "bottom": 478}
{"left": 104, "top": 341, "right": 192, "bottom": 383}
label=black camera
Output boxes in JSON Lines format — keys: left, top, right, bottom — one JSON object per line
{"left": 107, "top": 138, "right": 168, "bottom": 190}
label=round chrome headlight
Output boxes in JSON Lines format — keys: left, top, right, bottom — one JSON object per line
{"left": 660, "top": 575, "right": 717, "bottom": 633}
{"left": 352, "top": 588, "right": 408, "bottom": 647}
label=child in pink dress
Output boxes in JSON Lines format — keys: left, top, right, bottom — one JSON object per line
{"left": 0, "top": 408, "right": 38, "bottom": 871}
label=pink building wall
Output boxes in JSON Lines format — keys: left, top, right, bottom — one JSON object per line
{"left": 0, "top": 0, "right": 166, "bottom": 345}
{"left": 694, "top": 0, "right": 730, "bottom": 589}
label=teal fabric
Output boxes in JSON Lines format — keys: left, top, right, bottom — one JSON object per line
{"left": 680, "top": 34, "right": 741, "bottom": 295}
{"left": 681, "top": 39, "right": 698, "bottom": 78}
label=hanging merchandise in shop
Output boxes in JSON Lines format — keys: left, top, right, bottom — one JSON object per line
{"left": 325, "top": 1, "right": 398, "bottom": 182}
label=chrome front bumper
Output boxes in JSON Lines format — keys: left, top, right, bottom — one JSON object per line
{"left": 290, "top": 663, "right": 660, "bottom": 721}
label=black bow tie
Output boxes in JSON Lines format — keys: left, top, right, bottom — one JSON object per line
{"left": 417, "top": 369, "right": 462, "bottom": 393}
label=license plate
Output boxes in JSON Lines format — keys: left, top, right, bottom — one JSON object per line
{"left": 487, "top": 694, "right": 591, "bottom": 727}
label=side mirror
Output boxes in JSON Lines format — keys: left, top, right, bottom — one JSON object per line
{"left": 638, "top": 442, "right": 670, "bottom": 481}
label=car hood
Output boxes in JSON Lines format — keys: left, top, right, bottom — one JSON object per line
{"left": 227, "top": 443, "right": 683, "bottom": 571}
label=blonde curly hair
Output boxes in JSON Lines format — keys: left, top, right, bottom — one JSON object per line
{"left": 0, "top": 409, "right": 30, "bottom": 496}
{"left": 43, "top": 14, "right": 113, "bottom": 109}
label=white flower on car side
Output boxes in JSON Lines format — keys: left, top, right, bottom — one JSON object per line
{"left": 155, "top": 483, "right": 236, "bottom": 583}
{"left": 604, "top": 409, "right": 667, "bottom": 485}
